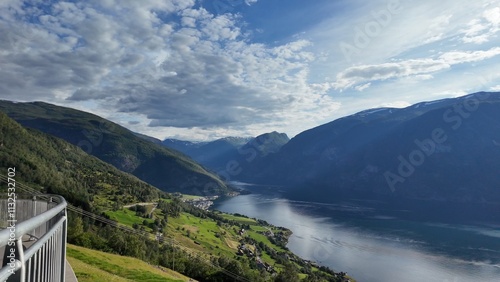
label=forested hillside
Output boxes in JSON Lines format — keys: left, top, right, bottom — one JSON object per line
{"left": 0, "top": 100, "right": 229, "bottom": 196}
{"left": 0, "top": 112, "right": 160, "bottom": 211}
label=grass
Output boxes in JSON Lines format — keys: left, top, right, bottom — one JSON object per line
{"left": 219, "top": 213, "right": 257, "bottom": 225}
{"left": 100, "top": 203, "right": 330, "bottom": 280}
{"left": 67, "top": 244, "right": 191, "bottom": 282}
{"left": 67, "top": 257, "right": 130, "bottom": 282}
{"left": 105, "top": 208, "right": 154, "bottom": 229}
{"left": 166, "top": 212, "right": 236, "bottom": 257}
{"left": 180, "top": 194, "right": 204, "bottom": 200}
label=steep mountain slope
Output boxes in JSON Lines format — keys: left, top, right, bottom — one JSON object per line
{"left": 163, "top": 132, "right": 289, "bottom": 174}
{"left": 0, "top": 112, "right": 161, "bottom": 211}
{"left": 133, "top": 132, "right": 163, "bottom": 144}
{"left": 240, "top": 92, "right": 500, "bottom": 207}
{"left": 0, "top": 101, "right": 229, "bottom": 195}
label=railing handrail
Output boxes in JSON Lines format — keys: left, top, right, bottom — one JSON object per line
{"left": 0, "top": 194, "right": 68, "bottom": 282}
{"left": 0, "top": 195, "right": 66, "bottom": 245}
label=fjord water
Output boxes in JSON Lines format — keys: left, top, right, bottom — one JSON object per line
{"left": 213, "top": 185, "right": 500, "bottom": 282}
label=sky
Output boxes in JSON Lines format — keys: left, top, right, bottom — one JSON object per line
{"left": 0, "top": 0, "right": 499, "bottom": 141}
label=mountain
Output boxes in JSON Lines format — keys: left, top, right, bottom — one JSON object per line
{"left": 0, "top": 100, "right": 229, "bottom": 196}
{"left": 162, "top": 139, "right": 207, "bottom": 155}
{"left": 162, "top": 132, "right": 289, "bottom": 175}
{"left": 0, "top": 112, "right": 161, "bottom": 211}
{"left": 239, "top": 131, "right": 290, "bottom": 159}
{"left": 240, "top": 92, "right": 500, "bottom": 210}
{"left": 133, "top": 132, "right": 163, "bottom": 144}
{"left": 162, "top": 137, "right": 251, "bottom": 170}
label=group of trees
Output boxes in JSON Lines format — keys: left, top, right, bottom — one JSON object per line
{"left": 68, "top": 212, "right": 267, "bottom": 281}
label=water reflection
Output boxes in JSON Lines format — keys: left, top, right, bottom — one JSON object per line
{"left": 213, "top": 192, "right": 500, "bottom": 282}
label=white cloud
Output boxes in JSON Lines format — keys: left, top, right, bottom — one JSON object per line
{"left": 181, "top": 16, "right": 197, "bottom": 27}
{"left": 332, "top": 47, "right": 500, "bottom": 91}
{"left": 438, "top": 47, "right": 500, "bottom": 64}
{"left": 333, "top": 59, "right": 450, "bottom": 90}
{"left": 484, "top": 7, "right": 500, "bottom": 25}
{"left": 490, "top": 85, "right": 500, "bottom": 91}
{"left": 461, "top": 7, "right": 500, "bottom": 44}
{"left": 355, "top": 83, "right": 371, "bottom": 92}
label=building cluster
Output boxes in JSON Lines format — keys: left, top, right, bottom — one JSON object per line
{"left": 237, "top": 243, "right": 276, "bottom": 274}
{"left": 155, "top": 232, "right": 164, "bottom": 243}
{"left": 183, "top": 195, "right": 218, "bottom": 210}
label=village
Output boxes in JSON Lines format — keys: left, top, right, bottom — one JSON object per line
{"left": 174, "top": 193, "right": 219, "bottom": 210}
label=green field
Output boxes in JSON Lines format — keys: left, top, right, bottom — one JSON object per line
{"left": 179, "top": 194, "right": 204, "bottom": 201}
{"left": 107, "top": 205, "right": 290, "bottom": 263}
{"left": 96, "top": 201, "right": 344, "bottom": 281}
{"left": 105, "top": 208, "right": 155, "bottom": 229}
{"left": 218, "top": 213, "right": 258, "bottom": 224}
{"left": 67, "top": 244, "right": 191, "bottom": 282}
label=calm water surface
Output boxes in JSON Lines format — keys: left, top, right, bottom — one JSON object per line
{"left": 212, "top": 186, "right": 500, "bottom": 282}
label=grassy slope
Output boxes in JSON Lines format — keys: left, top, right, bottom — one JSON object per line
{"left": 105, "top": 203, "right": 333, "bottom": 279}
{"left": 67, "top": 244, "right": 191, "bottom": 282}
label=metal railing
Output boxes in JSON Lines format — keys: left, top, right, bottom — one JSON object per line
{"left": 0, "top": 195, "right": 67, "bottom": 282}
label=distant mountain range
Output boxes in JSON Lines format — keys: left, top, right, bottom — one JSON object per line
{"left": 237, "top": 92, "right": 500, "bottom": 210}
{"left": 162, "top": 132, "right": 290, "bottom": 179}
{"left": 2, "top": 92, "right": 499, "bottom": 218}
{"left": 0, "top": 101, "right": 230, "bottom": 196}
{"left": 162, "top": 136, "right": 252, "bottom": 170}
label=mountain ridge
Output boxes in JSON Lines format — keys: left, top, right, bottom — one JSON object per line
{"left": 0, "top": 111, "right": 162, "bottom": 211}
{"left": 237, "top": 92, "right": 500, "bottom": 210}
{"left": 0, "top": 100, "right": 230, "bottom": 196}
{"left": 162, "top": 131, "right": 289, "bottom": 176}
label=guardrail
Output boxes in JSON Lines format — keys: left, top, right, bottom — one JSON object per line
{"left": 0, "top": 195, "right": 67, "bottom": 282}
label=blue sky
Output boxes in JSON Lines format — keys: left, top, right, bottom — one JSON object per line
{"left": 0, "top": 0, "right": 499, "bottom": 140}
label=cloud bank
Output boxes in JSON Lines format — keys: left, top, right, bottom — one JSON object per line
{"left": 1, "top": 0, "right": 499, "bottom": 140}
{"left": 0, "top": 0, "right": 338, "bottom": 139}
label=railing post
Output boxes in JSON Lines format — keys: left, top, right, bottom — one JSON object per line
{"left": 17, "top": 237, "right": 25, "bottom": 282}
{"left": 60, "top": 208, "right": 67, "bottom": 282}
{"left": 32, "top": 196, "right": 37, "bottom": 236}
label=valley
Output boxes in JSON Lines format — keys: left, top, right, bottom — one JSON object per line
{"left": 0, "top": 112, "right": 347, "bottom": 281}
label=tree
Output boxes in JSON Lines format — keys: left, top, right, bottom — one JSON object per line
{"left": 67, "top": 215, "right": 84, "bottom": 243}
{"left": 274, "top": 263, "right": 300, "bottom": 282}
